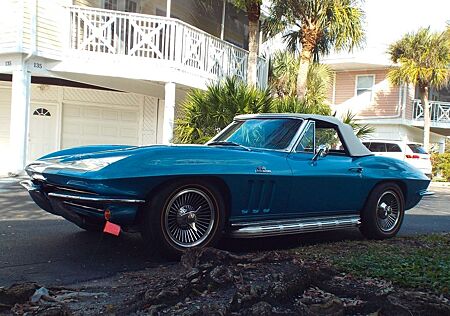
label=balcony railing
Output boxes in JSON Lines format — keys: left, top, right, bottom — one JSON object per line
{"left": 67, "top": 6, "right": 268, "bottom": 88}
{"left": 413, "top": 99, "right": 450, "bottom": 123}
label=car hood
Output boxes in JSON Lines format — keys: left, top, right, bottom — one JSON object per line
{"left": 27, "top": 143, "right": 268, "bottom": 177}
{"left": 39, "top": 144, "right": 160, "bottom": 162}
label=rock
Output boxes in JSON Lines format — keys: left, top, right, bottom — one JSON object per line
{"left": 308, "top": 299, "right": 344, "bottom": 316}
{"left": 185, "top": 268, "right": 200, "bottom": 280}
{"left": 190, "top": 278, "right": 199, "bottom": 284}
{"left": 202, "top": 302, "right": 228, "bottom": 315}
{"left": 34, "top": 304, "right": 71, "bottom": 316}
{"left": 154, "top": 289, "right": 180, "bottom": 302}
{"left": 30, "top": 287, "right": 49, "bottom": 303}
{"left": 209, "top": 266, "right": 233, "bottom": 285}
{"left": 181, "top": 248, "right": 250, "bottom": 270}
{"left": 251, "top": 301, "right": 272, "bottom": 316}
{"left": 0, "top": 282, "right": 39, "bottom": 306}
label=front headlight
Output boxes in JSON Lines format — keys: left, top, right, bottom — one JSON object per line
{"left": 62, "top": 156, "right": 128, "bottom": 171}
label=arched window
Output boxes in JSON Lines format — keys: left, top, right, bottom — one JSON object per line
{"left": 33, "top": 108, "right": 51, "bottom": 117}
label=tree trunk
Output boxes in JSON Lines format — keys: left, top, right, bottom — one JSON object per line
{"left": 296, "top": 25, "right": 318, "bottom": 99}
{"left": 247, "top": 18, "right": 259, "bottom": 86}
{"left": 296, "top": 49, "right": 312, "bottom": 99}
{"left": 245, "top": 0, "right": 260, "bottom": 87}
{"left": 421, "top": 85, "right": 431, "bottom": 152}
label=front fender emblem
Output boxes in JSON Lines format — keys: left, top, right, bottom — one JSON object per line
{"left": 255, "top": 166, "right": 271, "bottom": 174}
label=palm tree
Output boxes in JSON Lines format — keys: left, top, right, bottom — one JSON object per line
{"left": 174, "top": 77, "right": 272, "bottom": 144}
{"left": 175, "top": 64, "right": 372, "bottom": 144}
{"left": 269, "top": 51, "right": 299, "bottom": 97}
{"left": 232, "top": 0, "right": 262, "bottom": 86}
{"left": 387, "top": 28, "right": 450, "bottom": 151}
{"left": 269, "top": 51, "right": 333, "bottom": 105}
{"left": 264, "top": 0, "right": 365, "bottom": 98}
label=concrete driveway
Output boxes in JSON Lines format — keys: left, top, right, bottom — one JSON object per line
{"left": 0, "top": 180, "right": 449, "bottom": 287}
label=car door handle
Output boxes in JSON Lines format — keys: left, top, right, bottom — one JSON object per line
{"left": 349, "top": 167, "right": 363, "bottom": 173}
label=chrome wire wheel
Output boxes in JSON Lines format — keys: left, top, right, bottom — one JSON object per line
{"left": 164, "top": 188, "right": 216, "bottom": 248}
{"left": 376, "top": 190, "right": 400, "bottom": 232}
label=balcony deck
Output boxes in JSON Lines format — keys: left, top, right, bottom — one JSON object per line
{"left": 412, "top": 99, "right": 450, "bottom": 134}
{"left": 65, "top": 6, "right": 268, "bottom": 89}
{"left": 0, "top": 4, "right": 268, "bottom": 91}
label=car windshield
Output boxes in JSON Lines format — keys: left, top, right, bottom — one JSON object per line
{"left": 212, "top": 118, "right": 303, "bottom": 150}
{"left": 408, "top": 144, "right": 428, "bottom": 154}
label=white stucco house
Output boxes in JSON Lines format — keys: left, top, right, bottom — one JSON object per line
{"left": 0, "top": 0, "right": 268, "bottom": 176}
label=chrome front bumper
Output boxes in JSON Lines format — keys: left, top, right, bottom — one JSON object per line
{"left": 20, "top": 180, "right": 145, "bottom": 204}
{"left": 419, "top": 190, "right": 434, "bottom": 197}
{"left": 20, "top": 180, "right": 145, "bottom": 227}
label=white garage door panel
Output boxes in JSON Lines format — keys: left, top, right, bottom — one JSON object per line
{"left": 0, "top": 101, "right": 11, "bottom": 145}
{"left": 62, "top": 103, "right": 140, "bottom": 148}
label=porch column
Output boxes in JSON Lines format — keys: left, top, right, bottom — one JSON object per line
{"left": 166, "top": 0, "right": 171, "bottom": 17}
{"left": 162, "top": 82, "right": 176, "bottom": 144}
{"left": 439, "top": 139, "right": 446, "bottom": 154}
{"left": 9, "top": 66, "right": 31, "bottom": 174}
{"left": 220, "top": 0, "right": 226, "bottom": 40}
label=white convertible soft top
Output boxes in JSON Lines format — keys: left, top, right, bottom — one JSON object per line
{"left": 235, "top": 113, "right": 373, "bottom": 157}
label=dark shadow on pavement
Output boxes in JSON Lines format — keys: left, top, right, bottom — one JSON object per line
{"left": 1, "top": 202, "right": 449, "bottom": 287}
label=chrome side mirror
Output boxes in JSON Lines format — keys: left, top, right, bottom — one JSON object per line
{"left": 312, "top": 144, "right": 329, "bottom": 161}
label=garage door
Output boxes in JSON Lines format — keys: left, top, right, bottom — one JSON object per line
{"left": 62, "top": 103, "right": 140, "bottom": 148}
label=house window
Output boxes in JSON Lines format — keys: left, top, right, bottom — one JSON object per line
{"left": 125, "top": 0, "right": 138, "bottom": 12}
{"left": 356, "top": 75, "right": 375, "bottom": 102}
{"left": 104, "top": 0, "right": 118, "bottom": 10}
{"left": 33, "top": 108, "right": 51, "bottom": 117}
{"left": 104, "top": 0, "right": 138, "bottom": 12}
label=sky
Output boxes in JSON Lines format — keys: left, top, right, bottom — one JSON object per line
{"left": 261, "top": 0, "right": 449, "bottom": 55}
{"left": 364, "top": 0, "right": 449, "bottom": 49}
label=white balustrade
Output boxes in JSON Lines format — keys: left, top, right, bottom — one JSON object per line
{"left": 67, "top": 6, "right": 268, "bottom": 88}
{"left": 413, "top": 99, "right": 450, "bottom": 123}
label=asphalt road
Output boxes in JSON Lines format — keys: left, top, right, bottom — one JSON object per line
{"left": 0, "top": 180, "right": 449, "bottom": 287}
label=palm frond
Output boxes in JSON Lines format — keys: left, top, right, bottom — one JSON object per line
{"left": 341, "top": 110, "right": 374, "bottom": 139}
{"left": 387, "top": 27, "right": 450, "bottom": 89}
{"left": 174, "top": 77, "right": 273, "bottom": 144}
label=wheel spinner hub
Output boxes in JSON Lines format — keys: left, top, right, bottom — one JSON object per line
{"left": 376, "top": 191, "right": 400, "bottom": 232}
{"left": 378, "top": 202, "right": 392, "bottom": 219}
{"left": 164, "top": 188, "right": 216, "bottom": 247}
{"left": 177, "top": 205, "right": 197, "bottom": 227}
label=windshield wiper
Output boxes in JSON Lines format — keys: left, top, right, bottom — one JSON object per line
{"left": 207, "top": 141, "right": 251, "bottom": 151}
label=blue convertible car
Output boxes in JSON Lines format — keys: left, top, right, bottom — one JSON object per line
{"left": 22, "top": 114, "right": 431, "bottom": 257}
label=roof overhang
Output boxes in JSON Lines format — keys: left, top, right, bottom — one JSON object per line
{"left": 321, "top": 48, "right": 392, "bottom": 71}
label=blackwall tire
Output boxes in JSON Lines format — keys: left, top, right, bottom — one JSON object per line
{"left": 359, "top": 182, "right": 405, "bottom": 240}
{"left": 141, "top": 179, "right": 226, "bottom": 259}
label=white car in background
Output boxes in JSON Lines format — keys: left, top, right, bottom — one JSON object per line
{"left": 362, "top": 140, "right": 433, "bottom": 178}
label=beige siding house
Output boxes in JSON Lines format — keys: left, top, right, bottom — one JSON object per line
{"left": 324, "top": 59, "right": 449, "bottom": 153}
{"left": 0, "top": 0, "right": 268, "bottom": 175}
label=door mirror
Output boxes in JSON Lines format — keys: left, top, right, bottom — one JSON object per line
{"left": 312, "top": 144, "right": 329, "bottom": 161}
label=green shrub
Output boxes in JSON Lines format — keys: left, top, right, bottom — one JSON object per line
{"left": 174, "top": 77, "right": 272, "bottom": 144}
{"left": 431, "top": 153, "right": 450, "bottom": 180}
{"left": 174, "top": 75, "right": 373, "bottom": 144}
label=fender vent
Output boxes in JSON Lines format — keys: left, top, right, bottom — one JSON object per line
{"left": 243, "top": 180, "right": 275, "bottom": 215}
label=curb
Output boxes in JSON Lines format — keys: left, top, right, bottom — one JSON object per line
{"left": 429, "top": 182, "right": 450, "bottom": 188}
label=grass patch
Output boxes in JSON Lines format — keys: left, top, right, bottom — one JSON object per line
{"left": 293, "top": 234, "right": 450, "bottom": 294}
